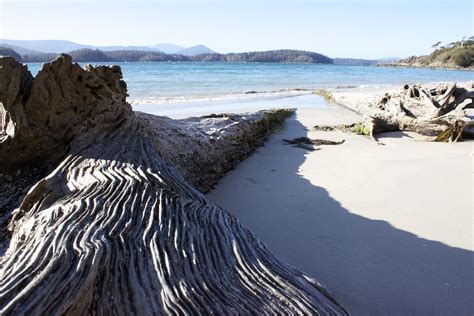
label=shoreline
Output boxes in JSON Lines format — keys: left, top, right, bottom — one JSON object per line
{"left": 377, "top": 63, "right": 474, "bottom": 71}
{"left": 2, "top": 54, "right": 472, "bottom": 314}
{"left": 133, "top": 80, "right": 473, "bottom": 119}
{"left": 207, "top": 88, "right": 473, "bottom": 314}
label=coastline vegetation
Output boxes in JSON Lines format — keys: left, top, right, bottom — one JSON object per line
{"left": 353, "top": 123, "right": 371, "bottom": 136}
{"left": 384, "top": 37, "right": 473, "bottom": 69}
{"left": 423, "top": 38, "right": 474, "bottom": 68}
{"left": 0, "top": 47, "right": 334, "bottom": 64}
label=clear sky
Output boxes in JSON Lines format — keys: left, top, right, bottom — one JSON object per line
{"left": 0, "top": 0, "right": 472, "bottom": 59}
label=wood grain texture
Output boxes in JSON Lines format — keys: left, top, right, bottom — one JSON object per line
{"left": 0, "top": 55, "right": 347, "bottom": 315}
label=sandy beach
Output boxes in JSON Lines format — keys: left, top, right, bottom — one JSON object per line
{"left": 207, "top": 93, "right": 473, "bottom": 315}
{"left": 2, "top": 1, "right": 473, "bottom": 314}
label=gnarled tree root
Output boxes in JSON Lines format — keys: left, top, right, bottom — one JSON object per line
{"left": 315, "top": 83, "right": 474, "bottom": 143}
{"left": 0, "top": 55, "right": 348, "bottom": 314}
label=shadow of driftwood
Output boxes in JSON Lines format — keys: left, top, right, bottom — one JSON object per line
{"left": 377, "top": 130, "right": 414, "bottom": 139}
{"left": 208, "top": 114, "right": 473, "bottom": 315}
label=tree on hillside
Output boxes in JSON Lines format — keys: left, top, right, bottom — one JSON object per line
{"left": 431, "top": 41, "right": 442, "bottom": 49}
{"left": 447, "top": 42, "right": 456, "bottom": 48}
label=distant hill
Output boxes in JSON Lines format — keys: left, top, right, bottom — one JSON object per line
{"left": 231, "top": 49, "right": 332, "bottom": 63}
{"left": 6, "top": 46, "right": 334, "bottom": 64}
{"left": 152, "top": 43, "right": 185, "bottom": 54}
{"left": 0, "top": 46, "right": 22, "bottom": 61}
{"left": 69, "top": 49, "right": 111, "bottom": 62}
{"left": 333, "top": 58, "right": 402, "bottom": 66}
{"left": 64, "top": 48, "right": 207, "bottom": 62}
{"left": 177, "top": 45, "right": 215, "bottom": 56}
{"left": 98, "top": 45, "right": 161, "bottom": 52}
{"left": 0, "top": 39, "right": 90, "bottom": 53}
{"left": 0, "top": 39, "right": 215, "bottom": 56}
{"left": 380, "top": 38, "right": 474, "bottom": 69}
{"left": 377, "top": 57, "right": 401, "bottom": 62}
{"left": 1, "top": 40, "right": 336, "bottom": 64}
{"left": 104, "top": 50, "right": 189, "bottom": 62}
{"left": 195, "top": 50, "right": 333, "bottom": 63}
{"left": 0, "top": 44, "right": 43, "bottom": 56}
{"left": 333, "top": 58, "right": 380, "bottom": 66}
{"left": 22, "top": 52, "right": 57, "bottom": 62}
{"left": 0, "top": 39, "right": 166, "bottom": 54}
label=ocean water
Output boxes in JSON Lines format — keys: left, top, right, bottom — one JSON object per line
{"left": 26, "top": 62, "right": 472, "bottom": 116}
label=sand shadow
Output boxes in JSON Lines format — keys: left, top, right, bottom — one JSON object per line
{"left": 208, "top": 114, "right": 473, "bottom": 315}
{"left": 377, "top": 130, "right": 413, "bottom": 139}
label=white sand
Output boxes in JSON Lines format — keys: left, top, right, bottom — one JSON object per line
{"left": 207, "top": 95, "right": 473, "bottom": 314}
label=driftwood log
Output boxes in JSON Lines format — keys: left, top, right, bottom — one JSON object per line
{"left": 316, "top": 83, "right": 474, "bottom": 142}
{"left": 0, "top": 55, "right": 347, "bottom": 314}
{"left": 283, "top": 137, "right": 345, "bottom": 151}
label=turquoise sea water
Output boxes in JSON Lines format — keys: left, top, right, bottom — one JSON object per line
{"left": 26, "top": 62, "right": 472, "bottom": 116}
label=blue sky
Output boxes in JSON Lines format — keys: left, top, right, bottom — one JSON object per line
{"left": 0, "top": 0, "right": 472, "bottom": 59}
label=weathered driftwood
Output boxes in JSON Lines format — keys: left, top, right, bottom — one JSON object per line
{"left": 138, "top": 110, "right": 297, "bottom": 193}
{"left": 316, "top": 83, "right": 474, "bottom": 142}
{"left": 283, "top": 137, "right": 345, "bottom": 151}
{"left": 0, "top": 55, "right": 347, "bottom": 314}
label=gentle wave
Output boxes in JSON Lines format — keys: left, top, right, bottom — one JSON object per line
{"left": 127, "top": 84, "right": 404, "bottom": 106}
{"left": 128, "top": 88, "right": 315, "bottom": 105}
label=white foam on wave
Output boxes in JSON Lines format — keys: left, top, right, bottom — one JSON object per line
{"left": 128, "top": 88, "right": 314, "bottom": 106}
